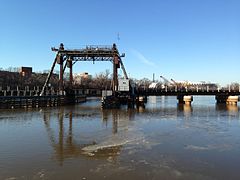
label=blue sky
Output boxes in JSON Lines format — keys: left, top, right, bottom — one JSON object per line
{"left": 0, "top": 0, "right": 239, "bottom": 86}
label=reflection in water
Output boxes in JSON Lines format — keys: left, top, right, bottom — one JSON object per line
{"left": 102, "top": 109, "right": 135, "bottom": 134}
{"left": 43, "top": 108, "right": 138, "bottom": 165}
{"left": 43, "top": 108, "right": 98, "bottom": 165}
{"left": 137, "top": 106, "right": 145, "bottom": 113}
{"left": 216, "top": 104, "right": 239, "bottom": 115}
{"left": 42, "top": 97, "right": 239, "bottom": 165}
{"left": 148, "top": 96, "right": 157, "bottom": 104}
{"left": 82, "top": 109, "right": 142, "bottom": 155}
{"left": 112, "top": 110, "right": 118, "bottom": 134}
{"left": 177, "top": 104, "right": 193, "bottom": 118}
{"left": 1, "top": 96, "right": 240, "bottom": 180}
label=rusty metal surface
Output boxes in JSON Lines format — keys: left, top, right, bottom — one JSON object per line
{"left": 47, "top": 43, "right": 128, "bottom": 94}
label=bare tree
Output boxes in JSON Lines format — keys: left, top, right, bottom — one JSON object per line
{"left": 136, "top": 78, "right": 152, "bottom": 89}
{"left": 230, "top": 82, "right": 240, "bottom": 91}
{"left": 93, "top": 70, "right": 111, "bottom": 89}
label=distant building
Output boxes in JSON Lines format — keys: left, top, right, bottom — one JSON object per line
{"left": 19, "top": 67, "right": 32, "bottom": 77}
{"left": 80, "top": 72, "right": 92, "bottom": 79}
{"left": 73, "top": 72, "right": 92, "bottom": 85}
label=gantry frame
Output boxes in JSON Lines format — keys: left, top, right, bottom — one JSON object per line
{"left": 40, "top": 43, "right": 128, "bottom": 96}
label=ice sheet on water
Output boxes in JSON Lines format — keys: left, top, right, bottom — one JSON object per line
{"left": 185, "top": 145, "right": 211, "bottom": 151}
{"left": 185, "top": 143, "right": 233, "bottom": 151}
{"left": 82, "top": 132, "right": 144, "bottom": 153}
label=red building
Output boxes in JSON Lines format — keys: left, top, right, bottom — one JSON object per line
{"left": 19, "top": 67, "right": 32, "bottom": 77}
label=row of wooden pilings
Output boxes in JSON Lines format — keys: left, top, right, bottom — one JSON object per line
{"left": 0, "top": 96, "right": 67, "bottom": 109}
{"left": 0, "top": 95, "right": 87, "bottom": 109}
{"left": 0, "top": 87, "right": 101, "bottom": 109}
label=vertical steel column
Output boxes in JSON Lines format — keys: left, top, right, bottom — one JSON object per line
{"left": 112, "top": 44, "right": 119, "bottom": 95}
{"left": 59, "top": 43, "right": 64, "bottom": 93}
{"left": 113, "top": 57, "right": 119, "bottom": 93}
{"left": 69, "top": 60, "right": 73, "bottom": 87}
{"left": 59, "top": 57, "right": 64, "bottom": 92}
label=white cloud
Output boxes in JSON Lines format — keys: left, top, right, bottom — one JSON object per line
{"left": 131, "top": 49, "right": 155, "bottom": 66}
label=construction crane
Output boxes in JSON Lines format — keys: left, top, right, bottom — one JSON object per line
{"left": 160, "top": 76, "right": 172, "bottom": 86}
{"left": 171, "top": 78, "right": 187, "bottom": 90}
{"left": 171, "top": 79, "right": 178, "bottom": 85}
{"left": 171, "top": 78, "right": 185, "bottom": 86}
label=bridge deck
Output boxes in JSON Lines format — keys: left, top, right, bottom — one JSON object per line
{"left": 136, "top": 89, "right": 240, "bottom": 96}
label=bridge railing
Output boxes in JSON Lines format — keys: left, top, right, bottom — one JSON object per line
{"left": 136, "top": 86, "right": 240, "bottom": 96}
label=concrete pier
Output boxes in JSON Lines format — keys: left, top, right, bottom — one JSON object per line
{"left": 177, "top": 95, "right": 193, "bottom": 105}
{"left": 136, "top": 96, "right": 145, "bottom": 108}
{"left": 215, "top": 95, "right": 239, "bottom": 105}
{"left": 226, "top": 96, "right": 239, "bottom": 105}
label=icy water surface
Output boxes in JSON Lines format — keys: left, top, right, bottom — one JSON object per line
{"left": 0, "top": 96, "right": 240, "bottom": 180}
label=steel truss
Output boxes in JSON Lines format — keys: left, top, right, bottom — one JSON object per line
{"left": 41, "top": 43, "right": 128, "bottom": 96}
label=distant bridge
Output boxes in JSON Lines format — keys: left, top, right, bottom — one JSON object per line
{"left": 136, "top": 87, "right": 240, "bottom": 105}
{"left": 136, "top": 88, "right": 240, "bottom": 96}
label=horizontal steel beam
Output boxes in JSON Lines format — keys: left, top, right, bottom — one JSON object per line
{"left": 137, "top": 90, "right": 240, "bottom": 96}
{"left": 72, "top": 57, "right": 114, "bottom": 61}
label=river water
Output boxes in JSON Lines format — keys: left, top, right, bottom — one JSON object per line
{"left": 0, "top": 96, "right": 240, "bottom": 180}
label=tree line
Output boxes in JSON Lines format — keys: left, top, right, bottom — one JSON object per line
{"left": 0, "top": 68, "right": 239, "bottom": 90}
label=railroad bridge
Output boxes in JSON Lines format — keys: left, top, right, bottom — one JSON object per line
{"left": 0, "top": 43, "right": 239, "bottom": 109}
{"left": 41, "top": 43, "right": 128, "bottom": 97}
{"left": 136, "top": 88, "right": 240, "bottom": 105}
{"left": 40, "top": 43, "right": 239, "bottom": 107}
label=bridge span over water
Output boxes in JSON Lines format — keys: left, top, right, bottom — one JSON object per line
{"left": 1, "top": 43, "right": 238, "bottom": 109}
{"left": 135, "top": 88, "right": 240, "bottom": 105}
